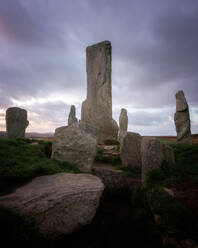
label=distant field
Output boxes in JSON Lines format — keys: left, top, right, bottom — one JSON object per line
{"left": 155, "top": 134, "right": 198, "bottom": 144}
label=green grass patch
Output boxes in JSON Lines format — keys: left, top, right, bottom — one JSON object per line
{"left": 104, "top": 139, "right": 119, "bottom": 145}
{"left": 0, "top": 138, "right": 80, "bottom": 195}
{"left": 146, "top": 143, "right": 198, "bottom": 188}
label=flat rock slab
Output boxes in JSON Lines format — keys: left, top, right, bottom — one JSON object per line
{"left": 0, "top": 173, "right": 104, "bottom": 237}
{"left": 93, "top": 163, "right": 128, "bottom": 189}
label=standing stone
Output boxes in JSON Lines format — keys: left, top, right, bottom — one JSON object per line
{"left": 81, "top": 41, "right": 118, "bottom": 143}
{"left": 120, "top": 132, "right": 142, "bottom": 168}
{"left": 51, "top": 123, "right": 97, "bottom": 172}
{"left": 6, "top": 107, "right": 29, "bottom": 138}
{"left": 68, "top": 105, "right": 78, "bottom": 126}
{"left": 174, "top": 91, "right": 192, "bottom": 144}
{"left": 141, "top": 137, "right": 175, "bottom": 184}
{"left": 118, "top": 108, "right": 128, "bottom": 145}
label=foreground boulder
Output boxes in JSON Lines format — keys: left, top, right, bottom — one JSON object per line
{"left": 51, "top": 123, "right": 97, "bottom": 172}
{"left": 6, "top": 107, "right": 29, "bottom": 138}
{"left": 81, "top": 41, "right": 118, "bottom": 143}
{"left": 120, "top": 132, "right": 142, "bottom": 168}
{"left": 0, "top": 173, "right": 104, "bottom": 237}
{"left": 141, "top": 137, "right": 175, "bottom": 184}
{"left": 174, "top": 91, "right": 192, "bottom": 144}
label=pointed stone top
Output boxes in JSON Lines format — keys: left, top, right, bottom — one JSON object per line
{"left": 121, "top": 108, "right": 127, "bottom": 114}
{"left": 68, "top": 105, "right": 78, "bottom": 126}
{"left": 175, "top": 90, "right": 188, "bottom": 112}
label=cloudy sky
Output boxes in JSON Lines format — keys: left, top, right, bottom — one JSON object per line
{"left": 0, "top": 0, "right": 198, "bottom": 135}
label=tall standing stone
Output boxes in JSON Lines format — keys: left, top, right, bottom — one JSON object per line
{"left": 6, "top": 107, "right": 29, "bottom": 138}
{"left": 68, "top": 105, "right": 78, "bottom": 126}
{"left": 118, "top": 108, "right": 128, "bottom": 144}
{"left": 174, "top": 91, "right": 192, "bottom": 144}
{"left": 81, "top": 41, "right": 118, "bottom": 143}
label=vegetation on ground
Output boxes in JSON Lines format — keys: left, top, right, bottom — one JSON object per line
{"left": 104, "top": 139, "right": 120, "bottom": 145}
{"left": 146, "top": 143, "right": 198, "bottom": 187}
{"left": 145, "top": 142, "right": 198, "bottom": 242}
{"left": 0, "top": 138, "right": 80, "bottom": 195}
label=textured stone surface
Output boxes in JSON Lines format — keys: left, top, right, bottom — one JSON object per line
{"left": 118, "top": 108, "right": 128, "bottom": 145}
{"left": 120, "top": 132, "right": 142, "bottom": 168}
{"left": 0, "top": 173, "right": 104, "bottom": 236}
{"left": 79, "top": 120, "right": 99, "bottom": 139}
{"left": 6, "top": 107, "right": 29, "bottom": 138}
{"left": 68, "top": 105, "right": 78, "bottom": 125}
{"left": 141, "top": 137, "right": 175, "bottom": 184}
{"left": 92, "top": 163, "right": 128, "bottom": 189}
{"left": 51, "top": 123, "right": 97, "bottom": 172}
{"left": 81, "top": 41, "right": 118, "bottom": 143}
{"left": 174, "top": 91, "right": 192, "bottom": 144}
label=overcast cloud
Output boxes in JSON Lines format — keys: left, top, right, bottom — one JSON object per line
{"left": 0, "top": 0, "right": 198, "bottom": 135}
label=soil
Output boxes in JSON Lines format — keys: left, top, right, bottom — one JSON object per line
{"left": 172, "top": 182, "right": 198, "bottom": 213}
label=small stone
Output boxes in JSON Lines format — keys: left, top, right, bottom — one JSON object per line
{"left": 6, "top": 107, "right": 29, "bottom": 138}
{"left": 51, "top": 123, "right": 97, "bottom": 172}
{"left": 68, "top": 105, "right": 78, "bottom": 125}
{"left": 120, "top": 132, "right": 142, "bottom": 168}
{"left": 118, "top": 108, "right": 128, "bottom": 145}
{"left": 174, "top": 91, "right": 192, "bottom": 144}
{"left": 141, "top": 137, "right": 175, "bottom": 184}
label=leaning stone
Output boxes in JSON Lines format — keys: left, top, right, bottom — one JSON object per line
{"left": 81, "top": 41, "right": 118, "bottom": 143}
{"left": 51, "top": 123, "right": 97, "bottom": 172}
{"left": 120, "top": 132, "right": 142, "bottom": 168}
{"left": 174, "top": 91, "right": 192, "bottom": 144}
{"left": 68, "top": 105, "right": 78, "bottom": 126}
{"left": 0, "top": 173, "right": 104, "bottom": 237}
{"left": 141, "top": 137, "right": 175, "bottom": 184}
{"left": 6, "top": 107, "right": 29, "bottom": 138}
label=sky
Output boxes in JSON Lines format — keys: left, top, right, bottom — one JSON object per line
{"left": 0, "top": 0, "right": 198, "bottom": 135}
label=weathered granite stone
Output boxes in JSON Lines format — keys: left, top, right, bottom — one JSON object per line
{"left": 68, "top": 105, "right": 78, "bottom": 125}
{"left": 174, "top": 91, "right": 192, "bottom": 144}
{"left": 6, "top": 107, "right": 29, "bottom": 138}
{"left": 118, "top": 108, "right": 128, "bottom": 145}
{"left": 51, "top": 123, "right": 97, "bottom": 172}
{"left": 81, "top": 41, "right": 118, "bottom": 143}
{"left": 79, "top": 120, "right": 99, "bottom": 139}
{"left": 141, "top": 137, "right": 175, "bottom": 184}
{"left": 0, "top": 173, "right": 104, "bottom": 237}
{"left": 120, "top": 132, "right": 142, "bottom": 168}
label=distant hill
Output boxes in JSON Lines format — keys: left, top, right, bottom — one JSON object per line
{"left": 0, "top": 131, "right": 54, "bottom": 139}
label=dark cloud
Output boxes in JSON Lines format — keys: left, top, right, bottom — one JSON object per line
{"left": 0, "top": 0, "right": 198, "bottom": 134}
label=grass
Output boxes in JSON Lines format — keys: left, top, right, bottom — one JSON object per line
{"left": 104, "top": 139, "right": 120, "bottom": 145}
{"left": 145, "top": 142, "right": 198, "bottom": 241}
{"left": 146, "top": 143, "right": 198, "bottom": 187}
{"left": 0, "top": 138, "right": 80, "bottom": 195}
{"left": 147, "top": 187, "right": 198, "bottom": 239}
